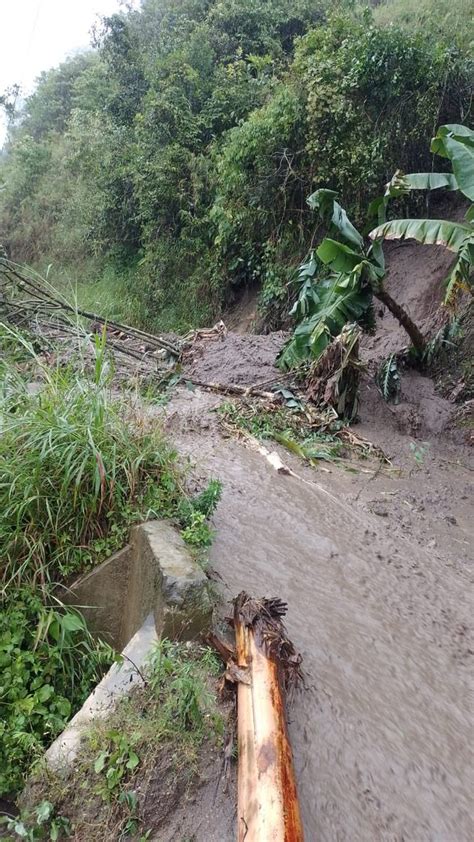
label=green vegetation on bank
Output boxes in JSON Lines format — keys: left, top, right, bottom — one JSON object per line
{"left": 0, "top": 0, "right": 471, "bottom": 331}
{"left": 277, "top": 124, "right": 473, "bottom": 371}
{"left": 0, "top": 325, "right": 221, "bottom": 799}
{"left": 3, "top": 640, "right": 224, "bottom": 840}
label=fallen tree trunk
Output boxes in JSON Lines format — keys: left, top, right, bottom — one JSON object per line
{"left": 234, "top": 593, "right": 304, "bottom": 842}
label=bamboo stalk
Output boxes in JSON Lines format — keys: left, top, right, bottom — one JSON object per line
{"left": 0, "top": 260, "right": 181, "bottom": 356}
{"left": 234, "top": 593, "right": 304, "bottom": 842}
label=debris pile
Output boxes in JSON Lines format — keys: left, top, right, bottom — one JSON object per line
{"left": 0, "top": 258, "right": 180, "bottom": 380}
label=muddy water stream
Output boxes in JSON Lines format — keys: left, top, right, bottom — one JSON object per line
{"left": 165, "top": 390, "right": 472, "bottom": 841}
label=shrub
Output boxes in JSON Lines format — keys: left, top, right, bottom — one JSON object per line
{"left": 0, "top": 325, "right": 222, "bottom": 797}
{"left": 0, "top": 589, "right": 112, "bottom": 796}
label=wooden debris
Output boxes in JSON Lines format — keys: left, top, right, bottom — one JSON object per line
{"left": 306, "top": 323, "right": 363, "bottom": 421}
{"left": 183, "top": 319, "right": 228, "bottom": 343}
{"left": 186, "top": 378, "right": 279, "bottom": 401}
{"left": 234, "top": 592, "right": 304, "bottom": 842}
{"left": 0, "top": 258, "right": 181, "bottom": 359}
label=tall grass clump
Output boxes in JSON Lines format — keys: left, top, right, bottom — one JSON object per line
{"left": 0, "top": 325, "right": 182, "bottom": 588}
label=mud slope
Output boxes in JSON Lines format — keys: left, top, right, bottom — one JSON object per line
{"left": 164, "top": 387, "right": 472, "bottom": 841}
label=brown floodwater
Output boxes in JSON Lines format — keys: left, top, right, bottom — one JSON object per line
{"left": 165, "top": 389, "right": 473, "bottom": 841}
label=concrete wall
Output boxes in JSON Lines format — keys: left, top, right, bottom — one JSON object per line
{"left": 62, "top": 520, "right": 212, "bottom": 651}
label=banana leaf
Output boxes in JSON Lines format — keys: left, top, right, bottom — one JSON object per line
{"left": 370, "top": 218, "right": 473, "bottom": 252}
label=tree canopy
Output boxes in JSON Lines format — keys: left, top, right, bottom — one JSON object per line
{"left": 0, "top": 0, "right": 472, "bottom": 331}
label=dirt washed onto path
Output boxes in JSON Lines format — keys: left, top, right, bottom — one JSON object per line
{"left": 183, "top": 330, "right": 287, "bottom": 385}
{"left": 161, "top": 380, "right": 473, "bottom": 842}
{"left": 165, "top": 231, "right": 473, "bottom": 840}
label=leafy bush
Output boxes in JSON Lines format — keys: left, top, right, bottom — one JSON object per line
{"left": 0, "top": 590, "right": 112, "bottom": 797}
{"left": 294, "top": 13, "right": 469, "bottom": 220}
{"left": 1, "top": 2, "right": 471, "bottom": 329}
{"left": 13, "top": 641, "right": 223, "bottom": 839}
{"left": 211, "top": 11, "right": 471, "bottom": 312}
{"left": 0, "top": 326, "right": 222, "bottom": 798}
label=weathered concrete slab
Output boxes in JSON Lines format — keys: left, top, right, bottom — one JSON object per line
{"left": 43, "top": 522, "right": 213, "bottom": 776}
{"left": 45, "top": 614, "right": 157, "bottom": 773}
{"left": 63, "top": 520, "right": 212, "bottom": 648}
{"left": 138, "top": 521, "right": 212, "bottom": 640}
{"left": 61, "top": 546, "right": 132, "bottom": 650}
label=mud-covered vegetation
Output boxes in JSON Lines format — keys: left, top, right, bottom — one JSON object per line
{"left": 0, "top": 0, "right": 471, "bottom": 331}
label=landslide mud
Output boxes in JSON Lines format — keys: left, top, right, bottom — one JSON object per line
{"left": 165, "top": 389, "right": 472, "bottom": 840}
{"left": 162, "top": 232, "right": 473, "bottom": 841}
{"left": 183, "top": 330, "right": 287, "bottom": 385}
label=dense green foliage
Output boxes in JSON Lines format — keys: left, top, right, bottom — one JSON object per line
{"left": 7, "top": 641, "right": 223, "bottom": 839}
{"left": 0, "top": 592, "right": 112, "bottom": 797}
{"left": 278, "top": 189, "right": 386, "bottom": 368}
{"left": 373, "top": 0, "right": 474, "bottom": 52}
{"left": 0, "top": 0, "right": 472, "bottom": 331}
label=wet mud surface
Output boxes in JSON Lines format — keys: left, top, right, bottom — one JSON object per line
{"left": 158, "top": 233, "right": 473, "bottom": 840}
{"left": 164, "top": 386, "right": 472, "bottom": 841}
{"left": 183, "top": 330, "right": 287, "bottom": 386}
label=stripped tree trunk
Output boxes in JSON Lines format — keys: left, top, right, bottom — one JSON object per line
{"left": 234, "top": 593, "right": 304, "bottom": 842}
{"left": 375, "top": 287, "right": 426, "bottom": 353}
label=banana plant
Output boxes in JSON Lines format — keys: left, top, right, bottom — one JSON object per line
{"left": 278, "top": 188, "right": 425, "bottom": 369}
{"left": 370, "top": 124, "right": 474, "bottom": 306}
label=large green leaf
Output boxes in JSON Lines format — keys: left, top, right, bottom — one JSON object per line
{"left": 431, "top": 124, "right": 474, "bottom": 156}
{"left": 289, "top": 252, "right": 321, "bottom": 319}
{"left": 278, "top": 273, "right": 372, "bottom": 369}
{"left": 430, "top": 125, "right": 474, "bottom": 201}
{"left": 308, "top": 189, "right": 364, "bottom": 250}
{"left": 369, "top": 219, "right": 473, "bottom": 252}
{"left": 402, "top": 172, "right": 458, "bottom": 191}
{"left": 368, "top": 171, "right": 458, "bottom": 226}
{"left": 316, "top": 238, "right": 364, "bottom": 273}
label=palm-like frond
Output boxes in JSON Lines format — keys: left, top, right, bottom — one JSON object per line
{"left": 430, "top": 124, "right": 474, "bottom": 201}
{"left": 278, "top": 272, "right": 372, "bottom": 369}
{"left": 370, "top": 218, "right": 472, "bottom": 252}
